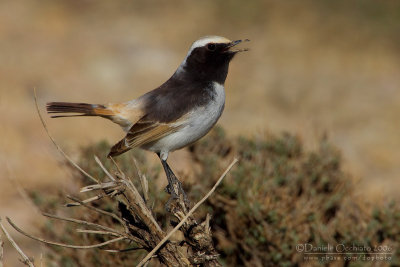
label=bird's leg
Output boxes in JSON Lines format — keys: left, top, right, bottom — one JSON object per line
{"left": 161, "top": 159, "right": 180, "bottom": 196}
{"left": 158, "top": 155, "right": 189, "bottom": 208}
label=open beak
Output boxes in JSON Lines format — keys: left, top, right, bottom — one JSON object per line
{"left": 223, "top": 39, "right": 250, "bottom": 53}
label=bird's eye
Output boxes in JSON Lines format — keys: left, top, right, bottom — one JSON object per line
{"left": 207, "top": 43, "right": 216, "bottom": 51}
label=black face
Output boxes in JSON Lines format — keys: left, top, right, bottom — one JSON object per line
{"left": 183, "top": 42, "right": 241, "bottom": 84}
{"left": 143, "top": 39, "right": 248, "bottom": 123}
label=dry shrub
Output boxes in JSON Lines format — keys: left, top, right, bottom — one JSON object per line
{"left": 32, "top": 127, "right": 399, "bottom": 266}
{"left": 191, "top": 128, "right": 399, "bottom": 266}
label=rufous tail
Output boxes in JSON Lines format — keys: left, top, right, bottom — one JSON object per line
{"left": 46, "top": 102, "right": 114, "bottom": 118}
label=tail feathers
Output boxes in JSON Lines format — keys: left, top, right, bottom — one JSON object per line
{"left": 107, "top": 138, "right": 131, "bottom": 158}
{"left": 47, "top": 102, "right": 113, "bottom": 118}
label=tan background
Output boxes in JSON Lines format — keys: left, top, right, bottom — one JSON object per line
{"left": 1, "top": 1, "right": 399, "bottom": 265}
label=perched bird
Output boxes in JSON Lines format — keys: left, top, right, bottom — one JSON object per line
{"left": 47, "top": 36, "right": 248, "bottom": 201}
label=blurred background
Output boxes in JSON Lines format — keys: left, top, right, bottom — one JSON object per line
{"left": 1, "top": 0, "right": 399, "bottom": 265}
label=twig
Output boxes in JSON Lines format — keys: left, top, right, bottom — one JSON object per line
{"left": 79, "top": 181, "right": 118, "bottom": 193}
{"left": 66, "top": 195, "right": 128, "bottom": 233}
{"left": 42, "top": 212, "right": 142, "bottom": 245}
{"left": 76, "top": 229, "right": 120, "bottom": 237}
{"left": 65, "top": 193, "right": 108, "bottom": 207}
{"left": 109, "top": 157, "right": 124, "bottom": 177}
{"left": 103, "top": 247, "right": 144, "bottom": 253}
{"left": 33, "top": 88, "right": 98, "bottom": 184}
{"left": 94, "top": 156, "right": 116, "bottom": 181}
{"left": 0, "top": 218, "right": 34, "bottom": 267}
{"left": 137, "top": 158, "right": 238, "bottom": 267}
{"left": 132, "top": 157, "right": 149, "bottom": 204}
{"left": 6, "top": 217, "right": 125, "bottom": 249}
{"left": 41, "top": 213, "right": 119, "bottom": 234}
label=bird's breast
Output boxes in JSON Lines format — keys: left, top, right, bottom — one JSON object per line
{"left": 144, "top": 82, "right": 225, "bottom": 153}
{"left": 183, "top": 81, "right": 225, "bottom": 132}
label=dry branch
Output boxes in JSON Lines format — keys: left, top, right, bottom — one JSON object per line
{"left": 66, "top": 195, "right": 127, "bottom": 231}
{"left": 33, "top": 88, "right": 98, "bottom": 184}
{"left": 7, "top": 218, "right": 125, "bottom": 250}
{"left": 94, "top": 155, "right": 116, "bottom": 181}
{"left": 0, "top": 218, "right": 34, "bottom": 267}
{"left": 132, "top": 157, "right": 150, "bottom": 205}
{"left": 137, "top": 158, "right": 238, "bottom": 267}
{"left": 7, "top": 153, "right": 237, "bottom": 266}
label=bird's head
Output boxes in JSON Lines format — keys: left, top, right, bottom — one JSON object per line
{"left": 177, "top": 36, "right": 249, "bottom": 84}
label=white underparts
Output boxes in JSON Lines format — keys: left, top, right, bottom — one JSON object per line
{"left": 145, "top": 82, "right": 225, "bottom": 160}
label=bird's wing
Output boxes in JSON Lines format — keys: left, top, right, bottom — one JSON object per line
{"left": 108, "top": 118, "right": 185, "bottom": 157}
{"left": 108, "top": 82, "right": 191, "bottom": 157}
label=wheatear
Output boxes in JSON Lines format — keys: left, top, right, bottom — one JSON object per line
{"left": 47, "top": 36, "right": 248, "bottom": 202}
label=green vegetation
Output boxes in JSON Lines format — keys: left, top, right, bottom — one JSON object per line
{"left": 36, "top": 127, "right": 399, "bottom": 266}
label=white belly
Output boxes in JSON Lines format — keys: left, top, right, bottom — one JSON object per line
{"left": 145, "top": 82, "right": 225, "bottom": 158}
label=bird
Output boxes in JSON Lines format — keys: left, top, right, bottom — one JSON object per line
{"left": 46, "top": 36, "right": 248, "bottom": 203}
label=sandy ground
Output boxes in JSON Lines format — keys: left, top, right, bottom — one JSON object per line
{"left": 1, "top": 1, "right": 399, "bottom": 265}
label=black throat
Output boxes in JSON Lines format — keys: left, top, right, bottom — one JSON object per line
{"left": 140, "top": 47, "right": 235, "bottom": 123}
{"left": 176, "top": 47, "right": 235, "bottom": 85}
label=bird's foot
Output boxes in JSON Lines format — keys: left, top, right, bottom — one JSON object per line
{"left": 159, "top": 157, "right": 190, "bottom": 210}
{"left": 165, "top": 176, "right": 190, "bottom": 211}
